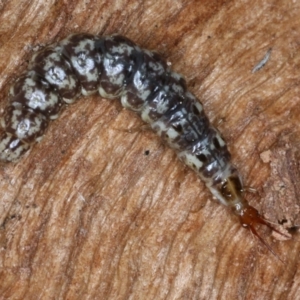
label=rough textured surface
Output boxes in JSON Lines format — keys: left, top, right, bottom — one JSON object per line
{"left": 0, "top": 0, "right": 300, "bottom": 299}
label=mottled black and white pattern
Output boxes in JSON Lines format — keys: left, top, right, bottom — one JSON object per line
{"left": 1, "top": 33, "right": 282, "bottom": 243}
{"left": 0, "top": 33, "right": 245, "bottom": 208}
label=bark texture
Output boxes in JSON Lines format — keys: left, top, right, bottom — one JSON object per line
{"left": 0, "top": 0, "right": 300, "bottom": 299}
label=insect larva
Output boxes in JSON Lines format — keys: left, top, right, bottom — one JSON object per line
{"left": 0, "top": 33, "right": 287, "bottom": 258}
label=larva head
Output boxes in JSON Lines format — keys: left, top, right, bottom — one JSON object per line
{"left": 237, "top": 205, "right": 288, "bottom": 262}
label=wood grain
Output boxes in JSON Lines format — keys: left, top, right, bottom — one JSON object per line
{"left": 0, "top": 0, "right": 300, "bottom": 299}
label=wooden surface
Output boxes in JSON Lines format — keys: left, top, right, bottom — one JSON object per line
{"left": 0, "top": 0, "right": 300, "bottom": 299}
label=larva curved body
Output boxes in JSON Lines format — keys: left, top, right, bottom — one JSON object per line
{"left": 0, "top": 34, "right": 284, "bottom": 253}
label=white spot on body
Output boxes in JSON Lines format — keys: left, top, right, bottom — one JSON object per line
{"left": 151, "top": 120, "right": 167, "bottom": 137}
{"left": 166, "top": 126, "right": 179, "bottom": 140}
{"left": 140, "top": 105, "right": 152, "bottom": 123}
{"left": 17, "top": 119, "right": 30, "bottom": 138}
{"left": 148, "top": 61, "right": 164, "bottom": 74}
{"left": 99, "top": 87, "right": 120, "bottom": 99}
{"left": 178, "top": 151, "right": 203, "bottom": 170}
{"left": 46, "top": 67, "right": 66, "bottom": 85}
{"left": 171, "top": 83, "right": 183, "bottom": 94}
{"left": 111, "top": 44, "right": 134, "bottom": 55}
{"left": 155, "top": 90, "right": 170, "bottom": 115}
{"left": 71, "top": 53, "right": 96, "bottom": 75}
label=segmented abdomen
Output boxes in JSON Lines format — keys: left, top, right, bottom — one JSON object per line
{"left": 0, "top": 33, "right": 240, "bottom": 207}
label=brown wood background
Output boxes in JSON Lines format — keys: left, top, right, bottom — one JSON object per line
{"left": 0, "top": 0, "right": 300, "bottom": 299}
